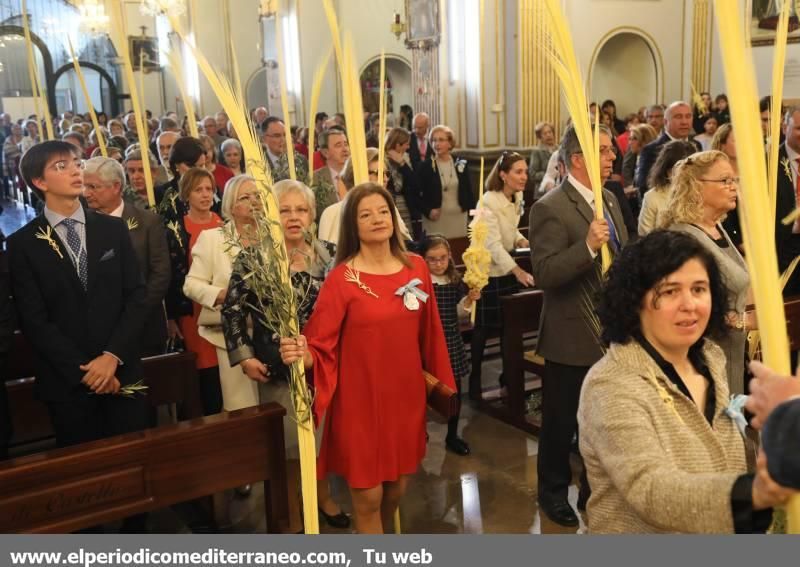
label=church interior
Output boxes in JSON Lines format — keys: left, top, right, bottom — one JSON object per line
{"left": 1, "top": 0, "right": 800, "bottom": 535}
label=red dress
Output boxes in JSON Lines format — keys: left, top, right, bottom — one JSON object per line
{"left": 304, "top": 255, "right": 455, "bottom": 488}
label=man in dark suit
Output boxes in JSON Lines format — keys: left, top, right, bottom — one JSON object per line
{"left": 634, "top": 101, "right": 700, "bottom": 194}
{"left": 775, "top": 107, "right": 800, "bottom": 297}
{"left": 530, "top": 124, "right": 629, "bottom": 527}
{"left": 7, "top": 141, "right": 148, "bottom": 451}
{"left": 83, "top": 156, "right": 171, "bottom": 356}
{"left": 408, "top": 112, "right": 434, "bottom": 168}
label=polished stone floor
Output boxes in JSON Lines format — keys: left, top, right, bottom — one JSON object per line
{"left": 139, "top": 361, "right": 585, "bottom": 535}
{"left": 1, "top": 197, "right": 585, "bottom": 534}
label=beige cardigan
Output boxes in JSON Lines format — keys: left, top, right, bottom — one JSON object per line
{"left": 577, "top": 339, "right": 748, "bottom": 533}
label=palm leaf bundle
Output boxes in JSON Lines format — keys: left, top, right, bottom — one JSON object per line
{"left": 164, "top": 49, "right": 200, "bottom": 138}
{"left": 714, "top": 0, "right": 798, "bottom": 533}
{"left": 307, "top": 50, "right": 332, "bottom": 186}
{"left": 67, "top": 37, "right": 107, "bottom": 157}
{"left": 540, "top": 0, "right": 610, "bottom": 273}
{"left": 21, "top": 0, "right": 53, "bottom": 141}
{"left": 159, "top": 4, "right": 318, "bottom": 534}
{"left": 108, "top": 0, "right": 155, "bottom": 206}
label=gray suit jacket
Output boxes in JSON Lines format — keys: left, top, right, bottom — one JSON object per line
{"left": 529, "top": 179, "right": 629, "bottom": 366}
{"left": 121, "top": 202, "right": 171, "bottom": 355}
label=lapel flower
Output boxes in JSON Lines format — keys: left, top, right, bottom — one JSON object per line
{"left": 456, "top": 159, "right": 466, "bottom": 174}
{"left": 126, "top": 217, "right": 139, "bottom": 231}
{"left": 35, "top": 225, "right": 64, "bottom": 259}
{"left": 782, "top": 156, "right": 793, "bottom": 181}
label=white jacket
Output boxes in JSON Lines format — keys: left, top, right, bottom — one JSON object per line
{"left": 479, "top": 190, "right": 525, "bottom": 277}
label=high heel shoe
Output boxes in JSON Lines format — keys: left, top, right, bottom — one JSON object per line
{"left": 318, "top": 507, "right": 351, "bottom": 529}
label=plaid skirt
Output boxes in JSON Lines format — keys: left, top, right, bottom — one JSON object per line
{"left": 474, "top": 274, "right": 520, "bottom": 328}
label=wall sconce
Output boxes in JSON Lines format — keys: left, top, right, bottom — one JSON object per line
{"left": 391, "top": 11, "right": 407, "bottom": 40}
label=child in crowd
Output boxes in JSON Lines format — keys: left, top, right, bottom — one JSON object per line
{"left": 421, "top": 235, "right": 480, "bottom": 456}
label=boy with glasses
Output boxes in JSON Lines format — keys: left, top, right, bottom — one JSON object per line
{"left": 7, "top": 141, "right": 148, "bottom": 479}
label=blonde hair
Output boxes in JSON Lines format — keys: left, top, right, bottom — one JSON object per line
{"left": 660, "top": 150, "right": 729, "bottom": 228}
{"left": 711, "top": 122, "right": 733, "bottom": 152}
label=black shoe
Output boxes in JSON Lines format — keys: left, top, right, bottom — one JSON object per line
{"left": 445, "top": 436, "right": 471, "bottom": 456}
{"left": 235, "top": 484, "right": 252, "bottom": 498}
{"left": 319, "top": 507, "right": 351, "bottom": 529}
{"left": 577, "top": 489, "right": 590, "bottom": 512}
{"left": 538, "top": 498, "right": 579, "bottom": 527}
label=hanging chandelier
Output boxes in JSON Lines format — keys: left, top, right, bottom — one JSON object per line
{"left": 140, "top": 0, "right": 186, "bottom": 18}
{"left": 78, "top": 0, "right": 109, "bottom": 35}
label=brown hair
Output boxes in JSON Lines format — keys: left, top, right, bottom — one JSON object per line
{"left": 178, "top": 166, "right": 216, "bottom": 202}
{"left": 630, "top": 124, "right": 658, "bottom": 147}
{"left": 335, "top": 182, "right": 410, "bottom": 267}
{"left": 420, "top": 234, "right": 461, "bottom": 284}
{"left": 485, "top": 151, "right": 525, "bottom": 192}
{"left": 384, "top": 127, "right": 410, "bottom": 152}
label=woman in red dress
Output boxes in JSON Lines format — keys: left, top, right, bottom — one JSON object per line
{"left": 280, "top": 183, "right": 455, "bottom": 534}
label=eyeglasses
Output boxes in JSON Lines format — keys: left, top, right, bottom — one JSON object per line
{"left": 425, "top": 256, "right": 449, "bottom": 265}
{"left": 699, "top": 177, "right": 739, "bottom": 188}
{"left": 49, "top": 158, "right": 85, "bottom": 173}
{"left": 264, "top": 133, "right": 284, "bottom": 139}
{"left": 279, "top": 206, "right": 310, "bottom": 216}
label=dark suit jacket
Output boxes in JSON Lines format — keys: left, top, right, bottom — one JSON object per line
{"left": 0, "top": 270, "right": 12, "bottom": 455}
{"left": 775, "top": 144, "right": 800, "bottom": 297}
{"left": 529, "top": 179, "right": 629, "bottom": 367}
{"left": 7, "top": 207, "right": 146, "bottom": 402}
{"left": 417, "top": 157, "right": 475, "bottom": 216}
{"left": 122, "top": 203, "right": 171, "bottom": 355}
{"left": 762, "top": 398, "right": 800, "bottom": 489}
{"left": 634, "top": 132, "right": 702, "bottom": 192}
{"left": 409, "top": 134, "right": 434, "bottom": 168}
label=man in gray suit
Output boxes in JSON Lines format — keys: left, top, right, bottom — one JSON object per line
{"left": 83, "top": 157, "right": 171, "bottom": 356}
{"left": 530, "top": 124, "right": 629, "bottom": 526}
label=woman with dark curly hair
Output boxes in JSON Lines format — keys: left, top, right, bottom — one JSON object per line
{"left": 577, "top": 230, "right": 789, "bottom": 533}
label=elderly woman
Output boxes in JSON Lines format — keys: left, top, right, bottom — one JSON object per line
{"left": 578, "top": 230, "right": 789, "bottom": 533}
{"left": 526, "top": 122, "right": 558, "bottom": 197}
{"left": 637, "top": 140, "right": 697, "bottom": 236}
{"left": 222, "top": 179, "right": 346, "bottom": 531}
{"left": 660, "top": 151, "right": 752, "bottom": 394}
{"left": 2, "top": 123, "right": 22, "bottom": 199}
{"left": 108, "top": 119, "right": 125, "bottom": 138}
{"left": 221, "top": 138, "right": 245, "bottom": 176}
{"left": 164, "top": 167, "right": 224, "bottom": 415}
{"left": 417, "top": 125, "right": 475, "bottom": 238}
{"left": 384, "top": 127, "right": 422, "bottom": 237}
{"left": 181, "top": 174, "right": 263, "bottom": 415}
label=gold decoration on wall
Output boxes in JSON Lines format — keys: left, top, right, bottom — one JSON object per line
{"left": 691, "top": 0, "right": 712, "bottom": 94}
{"left": 519, "top": 0, "right": 560, "bottom": 146}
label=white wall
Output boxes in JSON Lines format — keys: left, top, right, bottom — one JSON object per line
{"left": 591, "top": 33, "right": 658, "bottom": 117}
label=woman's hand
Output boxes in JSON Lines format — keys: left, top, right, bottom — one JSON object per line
{"left": 464, "top": 288, "right": 481, "bottom": 309}
{"left": 279, "top": 335, "right": 313, "bottom": 369}
{"left": 241, "top": 358, "right": 270, "bottom": 383}
{"left": 214, "top": 289, "right": 227, "bottom": 306}
{"left": 752, "top": 451, "right": 796, "bottom": 510}
{"left": 516, "top": 237, "right": 529, "bottom": 248}
{"left": 512, "top": 266, "right": 535, "bottom": 288}
{"left": 167, "top": 319, "right": 183, "bottom": 340}
{"left": 428, "top": 208, "right": 442, "bottom": 221}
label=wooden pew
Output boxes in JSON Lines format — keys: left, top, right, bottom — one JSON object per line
{"left": 0, "top": 403, "right": 289, "bottom": 534}
{"left": 472, "top": 290, "right": 543, "bottom": 435}
{"left": 5, "top": 350, "right": 203, "bottom": 451}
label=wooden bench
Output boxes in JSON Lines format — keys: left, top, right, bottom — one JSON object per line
{"left": 5, "top": 349, "right": 203, "bottom": 451}
{"left": 0, "top": 403, "right": 289, "bottom": 534}
{"left": 471, "top": 290, "right": 544, "bottom": 435}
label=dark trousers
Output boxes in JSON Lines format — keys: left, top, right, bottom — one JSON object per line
{"left": 447, "top": 373, "right": 464, "bottom": 439}
{"left": 197, "top": 366, "right": 223, "bottom": 416}
{"left": 46, "top": 389, "right": 150, "bottom": 449}
{"left": 0, "top": 373, "right": 11, "bottom": 461}
{"left": 537, "top": 360, "right": 590, "bottom": 504}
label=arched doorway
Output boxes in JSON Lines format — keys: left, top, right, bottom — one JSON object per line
{"left": 359, "top": 55, "right": 412, "bottom": 118}
{"left": 52, "top": 62, "right": 119, "bottom": 117}
{"left": 589, "top": 30, "right": 662, "bottom": 118}
{"left": 0, "top": 25, "right": 56, "bottom": 116}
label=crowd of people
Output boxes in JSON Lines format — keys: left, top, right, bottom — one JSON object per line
{"left": 0, "top": 87, "right": 799, "bottom": 535}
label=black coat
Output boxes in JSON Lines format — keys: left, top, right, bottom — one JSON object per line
{"left": 775, "top": 144, "right": 800, "bottom": 297}
{"left": 7, "top": 208, "right": 146, "bottom": 403}
{"left": 0, "top": 270, "right": 12, "bottom": 457}
{"left": 635, "top": 132, "right": 702, "bottom": 193}
{"left": 409, "top": 134, "right": 434, "bottom": 168}
{"left": 417, "top": 157, "right": 475, "bottom": 216}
